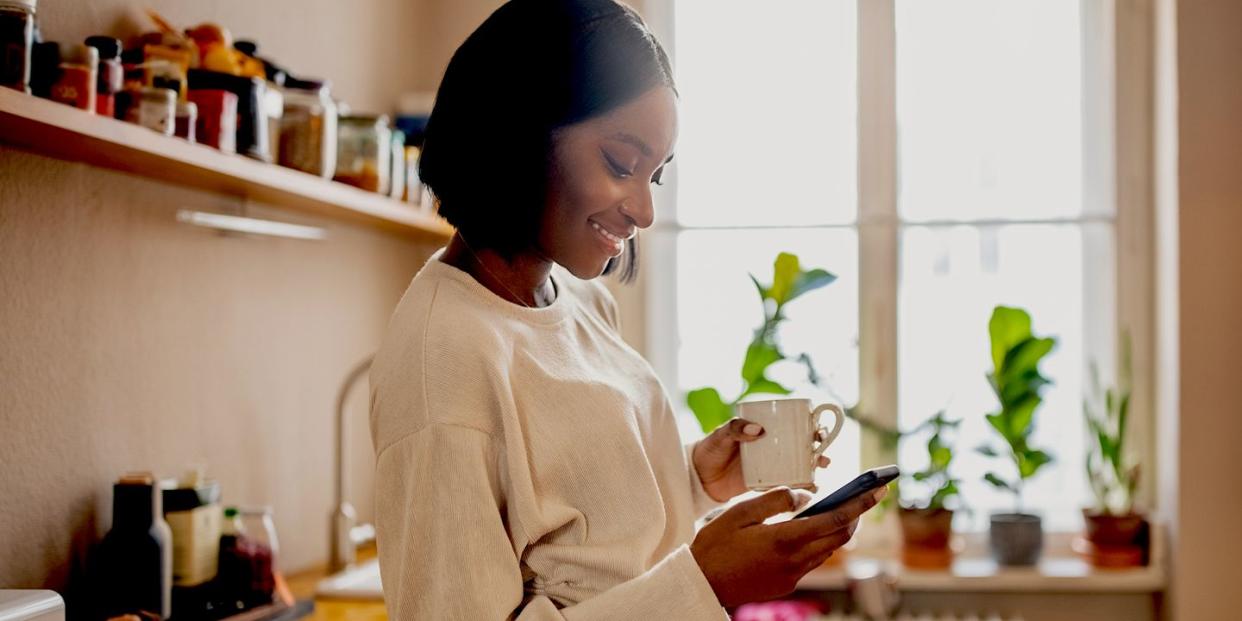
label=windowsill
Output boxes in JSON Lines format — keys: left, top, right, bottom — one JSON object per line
{"left": 796, "top": 528, "right": 1167, "bottom": 594}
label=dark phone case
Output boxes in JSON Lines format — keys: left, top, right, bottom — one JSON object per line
{"left": 792, "top": 465, "right": 899, "bottom": 519}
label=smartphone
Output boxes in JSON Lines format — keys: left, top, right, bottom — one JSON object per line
{"left": 791, "top": 465, "right": 900, "bottom": 520}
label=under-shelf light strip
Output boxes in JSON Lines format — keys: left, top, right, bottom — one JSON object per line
{"left": 176, "top": 210, "right": 328, "bottom": 241}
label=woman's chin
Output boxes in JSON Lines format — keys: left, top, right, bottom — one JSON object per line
{"left": 559, "top": 254, "right": 612, "bottom": 281}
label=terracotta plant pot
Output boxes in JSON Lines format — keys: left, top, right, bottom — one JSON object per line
{"left": 898, "top": 507, "right": 954, "bottom": 569}
{"left": 1080, "top": 509, "right": 1148, "bottom": 567}
{"left": 989, "top": 513, "right": 1042, "bottom": 566}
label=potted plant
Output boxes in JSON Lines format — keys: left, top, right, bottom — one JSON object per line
{"left": 976, "top": 306, "right": 1057, "bottom": 566}
{"left": 1081, "top": 335, "right": 1147, "bottom": 567}
{"left": 898, "top": 411, "right": 964, "bottom": 569}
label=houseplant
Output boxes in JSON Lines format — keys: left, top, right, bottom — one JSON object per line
{"left": 1081, "top": 335, "right": 1147, "bottom": 566}
{"left": 976, "top": 305, "right": 1057, "bottom": 566}
{"left": 685, "top": 252, "right": 837, "bottom": 433}
{"left": 897, "top": 411, "right": 964, "bottom": 569}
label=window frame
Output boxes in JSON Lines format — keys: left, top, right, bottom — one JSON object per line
{"left": 631, "top": 0, "right": 1157, "bottom": 527}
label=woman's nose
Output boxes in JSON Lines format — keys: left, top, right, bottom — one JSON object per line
{"left": 620, "top": 189, "right": 656, "bottom": 230}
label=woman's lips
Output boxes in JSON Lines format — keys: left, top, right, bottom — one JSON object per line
{"left": 589, "top": 219, "right": 629, "bottom": 257}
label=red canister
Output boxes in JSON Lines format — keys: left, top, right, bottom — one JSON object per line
{"left": 188, "top": 89, "right": 237, "bottom": 153}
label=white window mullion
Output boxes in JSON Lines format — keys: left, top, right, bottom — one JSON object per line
{"left": 857, "top": 0, "right": 899, "bottom": 467}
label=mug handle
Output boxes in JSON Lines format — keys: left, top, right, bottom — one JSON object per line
{"left": 810, "top": 403, "right": 846, "bottom": 468}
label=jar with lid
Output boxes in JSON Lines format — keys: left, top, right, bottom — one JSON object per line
{"left": 278, "top": 77, "right": 337, "bottom": 179}
{"left": 0, "top": 0, "right": 35, "bottom": 93}
{"left": 334, "top": 114, "right": 391, "bottom": 194}
{"left": 85, "top": 36, "right": 122, "bottom": 117}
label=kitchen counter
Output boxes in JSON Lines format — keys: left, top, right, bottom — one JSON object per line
{"left": 286, "top": 546, "right": 387, "bottom": 621}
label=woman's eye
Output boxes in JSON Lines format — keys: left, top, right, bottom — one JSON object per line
{"left": 603, "top": 152, "right": 633, "bottom": 178}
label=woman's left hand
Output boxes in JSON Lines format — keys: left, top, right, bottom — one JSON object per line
{"left": 692, "top": 418, "right": 832, "bottom": 502}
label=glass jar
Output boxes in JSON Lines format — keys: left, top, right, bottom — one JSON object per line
{"left": 278, "top": 77, "right": 338, "bottom": 179}
{"left": 0, "top": 0, "right": 35, "bottom": 93}
{"left": 334, "top": 114, "right": 391, "bottom": 194}
{"left": 239, "top": 506, "right": 280, "bottom": 569}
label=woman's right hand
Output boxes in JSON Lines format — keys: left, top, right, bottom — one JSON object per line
{"left": 689, "top": 485, "right": 888, "bottom": 608}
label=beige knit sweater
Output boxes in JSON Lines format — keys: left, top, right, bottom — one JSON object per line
{"left": 369, "top": 251, "right": 729, "bottom": 620}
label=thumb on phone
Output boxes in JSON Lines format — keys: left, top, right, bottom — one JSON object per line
{"left": 721, "top": 487, "right": 814, "bottom": 527}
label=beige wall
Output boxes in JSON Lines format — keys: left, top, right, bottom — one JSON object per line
{"left": 1158, "top": 0, "right": 1242, "bottom": 618}
{"left": 0, "top": 0, "right": 439, "bottom": 590}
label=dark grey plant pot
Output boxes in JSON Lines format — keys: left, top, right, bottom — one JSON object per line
{"left": 990, "top": 513, "right": 1043, "bottom": 566}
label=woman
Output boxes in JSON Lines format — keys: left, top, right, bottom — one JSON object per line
{"left": 369, "top": 1, "right": 885, "bottom": 618}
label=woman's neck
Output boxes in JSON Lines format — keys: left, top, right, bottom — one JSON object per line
{"left": 440, "top": 234, "right": 556, "bottom": 308}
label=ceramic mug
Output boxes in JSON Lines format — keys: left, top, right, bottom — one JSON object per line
{"left": 737, "top": 398, "right": 846, "bottom": 490}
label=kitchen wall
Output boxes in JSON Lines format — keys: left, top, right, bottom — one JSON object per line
{"left": 0, "top": 0, "right": 438, "bottom": 589}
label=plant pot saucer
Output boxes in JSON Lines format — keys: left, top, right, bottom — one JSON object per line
{"left": 1071, "top": 536, "right": 1145, "bottom": 568}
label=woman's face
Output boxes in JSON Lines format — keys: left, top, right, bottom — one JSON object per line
{"left": 540, "top": 86, "right": 678, "bottom": 280}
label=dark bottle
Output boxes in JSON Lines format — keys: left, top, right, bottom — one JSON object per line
{"left": 96, "top": 474, "right": 173, "bottom": 620}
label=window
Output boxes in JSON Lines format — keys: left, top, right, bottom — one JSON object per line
{"left": 651, "top": 0, "right": 1130, "bottom": 532}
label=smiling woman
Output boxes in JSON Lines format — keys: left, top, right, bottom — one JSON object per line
{"left": 368, "top": 1, "right": 884, "bottom": 619}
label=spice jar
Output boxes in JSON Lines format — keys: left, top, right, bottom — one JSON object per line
{"left": 334, "top": 114, "right": 391, "bottom": 193}
{"left": 278, "top": 77, "right": 337, "bottom": 178}
{"left": 85, "top": 36, "right": 122, "bottom": 118}
{"left": 50, "top": 43, "right": 96, "bottom": 112}
{"left": 0, "top": 0, "right": 35, "bottom": 93}
{"left": 118, "top": 86, "right": 175, "bottom": 135}
{"left": 187, "top": 89, "right": 237, "bottom": 153}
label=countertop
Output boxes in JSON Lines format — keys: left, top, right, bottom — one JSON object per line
{"left": 285, "top": 546, "right": 387, "bottom": 621}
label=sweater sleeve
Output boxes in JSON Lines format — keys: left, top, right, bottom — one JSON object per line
{"left": 684, "top": 442, "right": 727, "bottom": 519}
{"left": 374, "top": 423, "right": 728, "bottom": 621}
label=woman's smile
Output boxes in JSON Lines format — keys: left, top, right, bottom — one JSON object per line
{"left": 589, "top": 218, "right": 632, "bottom": 257}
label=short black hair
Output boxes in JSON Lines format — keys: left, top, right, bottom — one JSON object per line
{"left": 419, "top": 0, "right": 674, "bottom": 283}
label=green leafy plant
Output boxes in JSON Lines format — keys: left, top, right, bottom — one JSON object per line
{"left": 905, "top": 411, "right": 965, "bottom": 511}
{"left": 685, "top": 252, "right": 836, "bottom": 433}
{"left": 976, "top": 305, "right": 1057, "bottom": 512}
{"left": 1084, "top": 334, "right": 1139, "bottom": 516}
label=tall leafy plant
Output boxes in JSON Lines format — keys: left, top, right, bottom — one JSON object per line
{"left": 976, "top": 306, "right": 1057, "bottom": 512}
{"left": 685, "top": 253, "right": 836, "bottom": 433}
{"left": 1084, "top": 334, "right": 1138, "bottom": 515}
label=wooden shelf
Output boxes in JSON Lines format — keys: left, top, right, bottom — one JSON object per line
{"left": 0, "top": 87, "right": 453, "bottom": 240}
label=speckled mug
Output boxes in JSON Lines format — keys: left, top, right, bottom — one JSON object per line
{"left": 737, "top": 398, "right": 845, "bottom": 490}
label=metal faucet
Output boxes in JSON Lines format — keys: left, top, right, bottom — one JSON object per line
{"left": 330, "top": 355, "right": 377, "bottom": 573}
